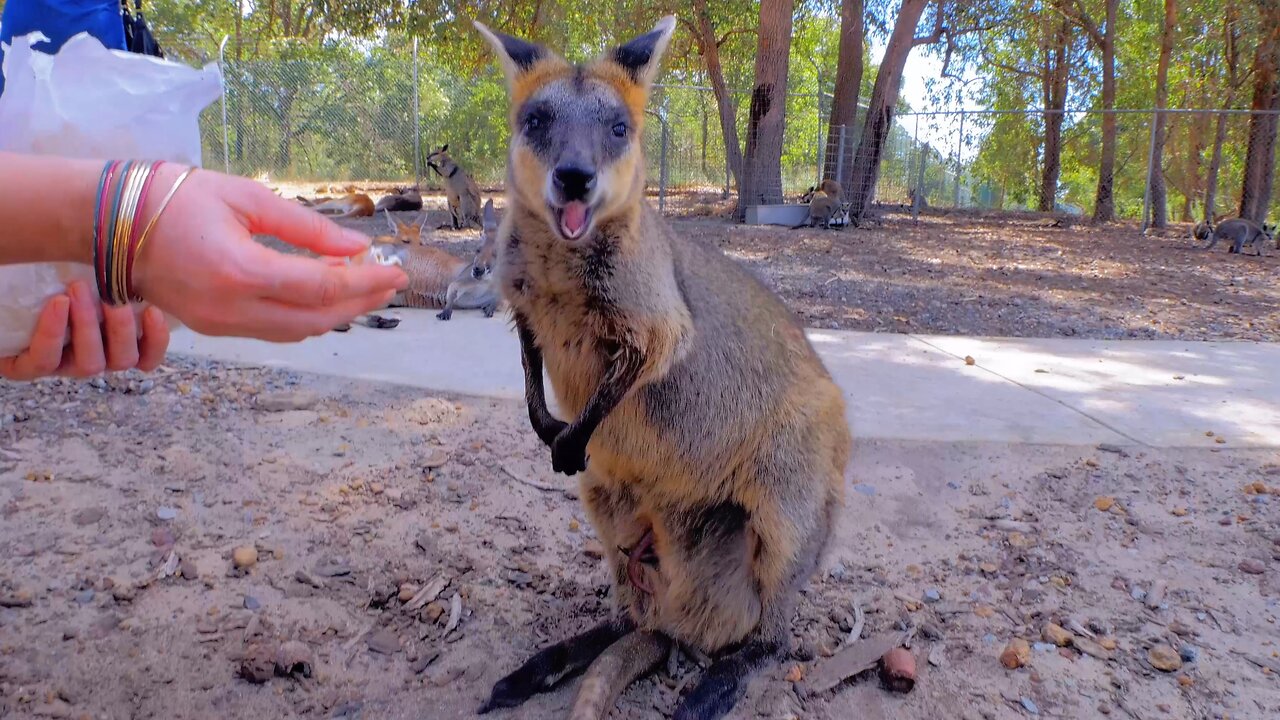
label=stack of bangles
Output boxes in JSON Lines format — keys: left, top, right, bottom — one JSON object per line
{"left": 92, "top": 160, "right": 194, "bottom": 305}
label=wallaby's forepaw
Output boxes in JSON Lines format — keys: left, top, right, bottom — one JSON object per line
{"left": 436, "top": 308, "right": 453, "bottom": 321}
{"left": 483, "top": 305, "right": 497, "bottom": 318}
{"left": 550, "top": 429, "right": 589, "bottom": 476}
{"left": 532, "top": 416, "right": 567, "bottom": 448}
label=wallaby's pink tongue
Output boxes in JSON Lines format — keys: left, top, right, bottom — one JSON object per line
{"left": 560, "top": 202, "right": 588, "bottom": 238}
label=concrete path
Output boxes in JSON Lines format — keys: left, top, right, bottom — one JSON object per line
{"left": 170, "top": 311, "right": 1280, "bottom": 449}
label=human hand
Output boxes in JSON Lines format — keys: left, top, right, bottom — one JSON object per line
{"left": 0, "top": 281, "right": 169, "bottom": 381}
{"left": 131, "top": 166, "right": 407, "bottom": 342}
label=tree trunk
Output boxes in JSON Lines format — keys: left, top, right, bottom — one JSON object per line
{"left": 1092, "top": 0, "right": 1118, "bottom": 221}
{"left": 848, "top": 0, "right": 933, "bottom": 221}
{"left": 1205, "top": 4, "right": 1242, "bottom": 224}
{"left": 738, "top": 0, "right": 794, "bottom": 215}
{"left": 1147, "top": 0, "right": 1177, "bottom": 228}
{"left": 1184, "top": 82, "right": 1210, "bottom": 222}
{"left": 1039, "top": 8, "right": 1070, "bottom": 213}
{"left": 691, "top": 0, "right": 745, "bottom": 197}
{"left": 1240, "top": 23, "right": 1280, "bottom": 224}
{"left": 1205, "top": 111, "right": 1229, "bottom": 223}
{"left": 823, "top": 0, "right": 864, "bottom": 199}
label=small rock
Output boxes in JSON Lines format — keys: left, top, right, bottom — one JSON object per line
{"left": 784, "top": 664, "right": 804, "bottom": 683}
{"left": 274, "top": 641, "right": 313, "bottom": 678}
{"left": 1179, "top": 645, "right": 1199, "bottom": 663}
{"left": 1098, "top": 443, "right": 1123, "bottom": 454}
{"left": 238, "top": 646, "right": 275, "bottom": 684}
{"left": 179, "top": 559, "right": 199, "bottom": 580}
{"left": 1, "top": 589, "right": 34, "bottom": 608}
{"left": 1020, "top": 697, "right": 1040, "bottom": 715}
{"left": 922, "top": 588, "right": 942, "bottom": 604}
{"left": 1042, "top": 624, "right": 1073, "bottom": 647}
{"left": 1074, "top": 637, "right": 1115, "bottom": 661}
{"left": 398, "top": 583, "right": 418, "bottom": 603}
{"left": 73, "top": 508, "right": 106, "bottom": 526}
{"left": 879, "top": 647, "right": 916, "bottom": 693}
{"left": 1239, "top": 559, "right": 1266, "bottom": 575}
{"left": 411, "top": 650, "right": 441, "bottom": 674}
{"left": 73, "top": 589, "right": 94, "bottom": 605}
{"left": 1171, "top": 506, "right": 1188, "bottom": 517}
{"left": 1148, "top": 644, "right": 1183, "bottom": 672}
{"left": 1000, "top": 638, "right": 1031, "bottom": 669}
{"left": 243, "top": 595, "right": 261, "bottom": 611}
{"left": 964, "top": 356, "right": 976, "bottom": 366}
{"left": 852, "top": 483, "right": 877, "bottom": 496}
{"left": 424, "top": 601, "right": 446, "bottom": 623}
{"left": 257, "top": 390, "right": 319, "bottom": 412}
{"left": 1094, "top": 496, "right": 1116, "bottom": 512}
{"left": 156, "top": 506, "right": 179, "bottom": 521}
{"left": 367, "top": 628, "right": 401, "bottom": 655}
{"left": 232, "top": 546, "right": 259, "bottom": 570}
{"left": 111, "top": 585, "right": 136, "bottom": 603}
{"left": 1033, "top": 643, "right": 1056, "bottom": 653}
{"left": 313, "top": 560, "right": 351, "bottom": 577}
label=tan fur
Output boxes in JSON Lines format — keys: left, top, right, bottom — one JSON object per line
{"left": 372, "top": 212, "right": 500, "bottom": 316}
{"left": 481, "top": 17, "right": 850, "bottom": 719}
{"left": 307, "top": 193, "right": 374, "bottom": 218}
{"left": 818, "top": 178, "right": 842, "bottom": 197}
{"left": 426, "top": 146, "right": 483, "bottom": 229}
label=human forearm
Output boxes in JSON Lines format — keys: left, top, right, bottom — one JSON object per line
{"left": 0, "top": 151, "right": 103, "bottom": 266}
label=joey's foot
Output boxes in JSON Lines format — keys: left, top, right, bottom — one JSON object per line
{"left": 550, "top": 428, "right": 588, "bottom": 476}
{"left": 436, "top": 308, "right": 453, "bottom": 321}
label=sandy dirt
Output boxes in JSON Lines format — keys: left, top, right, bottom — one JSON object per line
{"left": 2, "top": 359, "right": 1279, "bottom": 719}
{"left": 277, "top": 185, "right": 1280, "bottom": 343}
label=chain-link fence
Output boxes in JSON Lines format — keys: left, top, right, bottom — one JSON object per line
{"left": 198, "top": 49, "right": 1280, "bottom": 222}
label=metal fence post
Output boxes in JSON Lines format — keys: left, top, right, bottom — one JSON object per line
{"left": 659, "top": 112, "right": 669, "bottom": 215}
{"left": 1141, "top": 108, "right": 1159, "bottom": 232}
{"left": 954, "top": 110, "right": 964, "bottom": 207}
{"left": 835, "top": 125, "right": 846, "bottom": 189}
{"left": 914, "top": 145, "right": 928, "bottom": 222}
{"left": 413, "top": 37, "right": 422, "bottom": 186}
{"left": 218, "top": 35, "right": 230, "bottom": 174}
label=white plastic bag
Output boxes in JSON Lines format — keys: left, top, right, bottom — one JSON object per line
{"left": 0, "top": 31, "right": 222, "bottom": 356}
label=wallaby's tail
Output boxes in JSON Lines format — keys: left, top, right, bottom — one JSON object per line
{"left": 567, "top": 632, "right": 669, "bottom": 720}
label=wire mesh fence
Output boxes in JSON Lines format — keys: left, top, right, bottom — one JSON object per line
{"left": 198, "top": 49, "right": 1280, "bottom": 223}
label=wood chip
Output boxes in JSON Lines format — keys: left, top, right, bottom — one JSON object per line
{"left": 443, "top": 592, "right": 462, "bottom": 636}
{"left": 405, "top": 575, "right": 450, "bottom": 612}
{"left": 803, "top": 631, "right": 908, "bottom": 696}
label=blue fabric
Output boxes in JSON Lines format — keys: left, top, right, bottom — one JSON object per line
{"left": 0, "top": 0, "right": 126, "bottom": 97}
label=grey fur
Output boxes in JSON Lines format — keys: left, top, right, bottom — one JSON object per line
{"left": 426, "top": 145, "right": 483, "bottom": 229}
{"left": 1202, "top": 217, "right": 1275, "bottom": 256}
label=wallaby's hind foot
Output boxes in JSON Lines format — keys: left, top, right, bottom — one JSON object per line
{"left": 568, "top": 632, "right": 669, "bottom": 720}
{"left": 483, "top": 302, "right": 498, "bottom": 318}
{"left": 478, "top": 618, "right": 634, "bottom": 714}
{"left": 672, "top": 638, "right": 783, "bottom": 720}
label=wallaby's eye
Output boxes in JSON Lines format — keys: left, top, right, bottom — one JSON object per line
{"left": 612, "top": 123, "right": 627, "bottom": 138}
{"left": 526, "top": 116, "right": 541, "bottom": 131}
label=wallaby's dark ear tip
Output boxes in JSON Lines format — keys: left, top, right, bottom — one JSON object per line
{"left": 612, "top": 15, "right": 677, "bottom": 84}
{"left": 475, "top": 20, "right": 546, "bottom": 77}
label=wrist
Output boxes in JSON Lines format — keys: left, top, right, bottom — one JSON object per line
{"left": 129, "top": 163, "right": 189, "bottom": 302}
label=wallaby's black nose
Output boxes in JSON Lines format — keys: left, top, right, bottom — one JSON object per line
{"left": 552, "top": 165, "right": 596, "bottom": 201}
{"left": 472, "top": 265, "right": 485, "bottom": 278}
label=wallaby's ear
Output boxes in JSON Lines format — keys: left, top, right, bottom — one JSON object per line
{"left": 482, "top": 199, "right": 497, "bottom": 230}
{"left": 475, "top": 21, "right": 551, "bottom": 87}
{"left": 383, "top": 209, "right": 397, "bottom": 236}
{"left": 608, "top": 15, "right": 676, "bottom": 88}
{"left": 440, "top": 144, "right": 448, "bottom": 153}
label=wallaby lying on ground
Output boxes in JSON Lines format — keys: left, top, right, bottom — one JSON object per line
{"left": 426, "top": 144, "right": 483, "bottom": 229}
{"left": 1198, "top": 217, "right": 1276, "bottom": 256}
{"left": 372, "top": 207, "right": 500, "bottom": 319}
{"left": 476, "top": 16, "right": 850, "bottom": 720}
{"left": 299, "top": 193, "right": 375, "bottom": 218}
{"left": 374, "top": 186, "right": 424, "bottom": 214}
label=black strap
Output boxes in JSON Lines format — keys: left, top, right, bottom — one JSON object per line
{"left": 121, "top": 0, "right": 164, "bottom": 58}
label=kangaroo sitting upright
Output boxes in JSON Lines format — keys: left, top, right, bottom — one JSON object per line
{"left": 475, "top": 17, "right": 850, "bottom": 720}
{"left": 372, "top": 206, "right": 501, "bottom": 319}
{"left": 426, "top": 144, "right": 483, "bottom": 229}
{"left": 1200, "top": 217, "right": 1275, "bottom": 256}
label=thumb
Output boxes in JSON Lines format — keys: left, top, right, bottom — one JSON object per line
{"left": 241, "top": 184, "right": 371, "bottom": 257}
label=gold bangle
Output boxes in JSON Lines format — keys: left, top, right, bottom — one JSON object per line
{"left": 129, "top": 167, "right": 195, "bottom": 302}
{"left": 112, "top": 164, "right": 148, "bottom": 305}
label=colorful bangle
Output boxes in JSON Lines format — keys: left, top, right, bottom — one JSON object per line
{"left": 128, "top": 166, "right": 194, "bottom": 302}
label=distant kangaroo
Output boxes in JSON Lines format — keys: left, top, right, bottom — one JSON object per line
{"left": 475, "top": 16, "right": 850, "bottom": 720}
{"left": 1199, "top": 217, "right": 1275, "bottom": 256}
{"left": 426, "top": 144, "right": 483, "bottom": 229}
{"left": 372, "top": 208, "right": 500, "bottom": 319}
{"left": 300, "top": 193, "right": 375, "bottom": 218}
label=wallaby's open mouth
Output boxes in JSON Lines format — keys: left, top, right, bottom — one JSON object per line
{"left": 553, "top": 200, "right": 593, "bottom": 241}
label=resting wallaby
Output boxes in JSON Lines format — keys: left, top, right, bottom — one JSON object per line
{"left": 476, "top": 17, "right": 850, "bottom": 720}
{"left": 798, "top": 179, "right": 841, "bottom": 205}
{"left": 301, "top": 193, "right": 375, "bottom": 218}
{"left": 426, "top": 144, "right": 483, "bottom": 229}
{"left": 372, "top": 209, "right": 500, "bottom": 319}
{"left": 374, "top": 186, "right": 424, "bottom": 214}
{"left": 1200, "top": 217, "right": 1275, "bottom": 256}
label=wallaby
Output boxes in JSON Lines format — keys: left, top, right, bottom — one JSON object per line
{"left": 475, "top": 17, "right": 850, "bottom": 720}
{"left": 372, "top": 209, "right": 500, "bottom": 319}
{"left": 1201, "top": 217, "right": 1275, "bottom": 256}
{"left": 426, "top": 144, "right": 483, "bottom": 229}
{"left": 793, "top": 193, "right": 840, "bottom": 229}
{"left": 301, "top": 193, "right": 375, "bottom": 218}
{"left": 374, "top": 186, "right": 424, "bottom": 214}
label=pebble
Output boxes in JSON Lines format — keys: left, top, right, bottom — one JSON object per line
{"left": 111, "top": 585, "right": 136, "bottom": 603}
{"left": 367, "top": 628, "right": 401, "bottom": 655}
{"left": 1042, "top": 623, "right": 1073, "bottom": 647}
{"left": 922, "top": 588, "right": 942, "bottom": 604}
{"left": 232, "top": 546, "right": 259, "bottom": 569}
{"left": 1074, "top": 637, "right": 1115, "bottom": 661}
{"left": 1130, "top": 586, "right": 1147, "bottom": 602}
{"left": 237, "top": 647, "right": 275, "bottom": 684}
{"left": 179, "top": 559, "right": 199, "bottom": 580}
{"left": 852, "top": 483, "right": 877, "bottom": 497}
{"left": 156, "top": 506, "right": 179, "bottom": 521}
{"left": 1, "top": 589, "right": 34, "bottom": 608}
{"left": 1179, "top": 645, "right": 1199, "bottom": 663}
{"left": 1148, "top": 644, "right": 1183, "bottom": 672}
{"left": 243, "top": 595, "right": 261, "bottom": 611}
{"left": 73, "top": 508, "right": 106, "bottom": 526}
{"left": 1020, "top": 697, "right": 1040, "bottom": 715}
{"left": 1000, "top": 638, "right": 1031, "bottom": 669}
{"left": 398, "top": 583, "right": 418, "bottom": 603}
{"left": 1239, "top": 559, "right": 1266, "bottom": 575}
{"left": 1094, "top": 496, "right": 1116, "bottom": 512}
{"left": 1033, "top": 642, "right": 1056, "bottom": 653}
{"left": 74, "top": 589, "right": 95, "bottom": 605}
{"left": 257, "top": 390, "right": 319, "bottom": 412}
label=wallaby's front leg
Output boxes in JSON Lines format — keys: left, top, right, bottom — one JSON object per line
{"left": 436, "top": 284, "right": 459, "bottom": 321}
{"left": 516, "top": 317, "right": 567, "bottom": 447}
{"left": 478, "top": 616, "right": 636, "bottom": 714}
{"left": 550, "top": 340, "right": 646, "bottom": 476}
